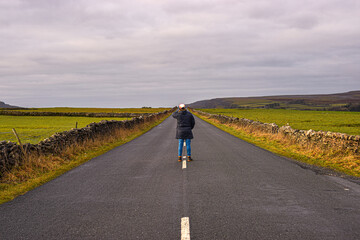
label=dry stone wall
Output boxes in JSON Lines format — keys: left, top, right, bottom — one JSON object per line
{"left": 193, "top": 109, "right": 360, "bottom": 154}
{"left": 0, "top": 110, "right": 172, "bottom": 178}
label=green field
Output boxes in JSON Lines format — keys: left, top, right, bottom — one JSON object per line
{"left": 0, "top": 116, "right": 128, "bottom": 144}
{"left": 200, "top": 109, "right": 360, "bottom": 135}
{"left": 3, "top": 107, "right": 171, "bottom": 114}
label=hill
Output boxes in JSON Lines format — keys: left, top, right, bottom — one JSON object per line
{"left": 188, "top": 91, "right": 360, "bottom": 111}
{"left": 0, "top": 101, "right": 20, "bottom": 109}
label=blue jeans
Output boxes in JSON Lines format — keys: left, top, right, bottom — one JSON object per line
{"left": 178, "top": 139, "right": 191, "bottom": 156}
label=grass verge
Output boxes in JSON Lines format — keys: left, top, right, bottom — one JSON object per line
{"left": 0, "top": 114, "right": 170, "bottom": 204}
{"left": 194, "top": 113, "right": 360, "bottom": 178}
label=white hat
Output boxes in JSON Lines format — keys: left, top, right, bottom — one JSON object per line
{"left": 179, "top": 103, "right": 186, "bottom": 109}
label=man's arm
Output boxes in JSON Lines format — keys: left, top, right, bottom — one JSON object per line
{"left": 172, "top": 111, "right": 179, "bottom": 119}
{"left": 190, "top": 114, "right": 195, "bottom": 129}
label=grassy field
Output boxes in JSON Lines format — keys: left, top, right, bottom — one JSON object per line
{"left": 2, "top": 107, "right": 171, "bottom": 113}
{"left": 200, "top": 109, "right": 360, "bottom": 135}
{"left": 0, "top": 115, "right": 129, "bottom": 144}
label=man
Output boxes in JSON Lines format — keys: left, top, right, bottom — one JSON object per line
{"left": 172, "top": 103, "right": 195, "bottom": 162}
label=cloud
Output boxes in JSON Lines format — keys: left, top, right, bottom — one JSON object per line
{"left": 0, "top": 0, "right": 359, "bottom": 107}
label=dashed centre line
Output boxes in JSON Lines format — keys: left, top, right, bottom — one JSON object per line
{"left": 181, "top": 217, "right": 190, "bottom": 240}
{"left": 181, "top": 141, "right": 190, "bottom": 238}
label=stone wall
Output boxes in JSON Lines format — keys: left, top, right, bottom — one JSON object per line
{"left": 0, "top": 110, "right": 172, "bottom": 178}
{"left": 193, "top": 109, "right": 360, "bottom": 154}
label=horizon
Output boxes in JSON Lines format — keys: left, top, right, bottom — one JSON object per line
{"left": 2, "top": 89, "right": 359, "bottom": 108}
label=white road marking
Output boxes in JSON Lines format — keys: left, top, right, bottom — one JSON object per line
{"left": 182, "top": 157, "right": 187, "bottom": 169}
{"left": 181, "top": 217, "right": 190, "bottom": 240}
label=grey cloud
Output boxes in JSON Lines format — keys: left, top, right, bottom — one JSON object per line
{"left": 285, "top": 14, "right": 319, "bottom": 29}
{"left": 0, "top": 0, "right": 359, "bottom": 107}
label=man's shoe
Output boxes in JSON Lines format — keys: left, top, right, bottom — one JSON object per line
{"left": 178, "top": 156, "right": 182, "bottom": 162}
{"left": 187, "top": 156, "right": 193, "bottom": 162}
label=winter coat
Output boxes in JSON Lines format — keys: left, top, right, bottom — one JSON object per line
{"left": 172, "top": 110, "right": 195, "bottom": 139}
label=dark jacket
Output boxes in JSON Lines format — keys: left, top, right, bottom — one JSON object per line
{"left": 172, "top": 110, "right": 195, "bottom": 139}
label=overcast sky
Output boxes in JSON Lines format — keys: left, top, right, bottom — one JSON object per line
{"left": 1, "top": 0, "right": 359, "bottom": 107}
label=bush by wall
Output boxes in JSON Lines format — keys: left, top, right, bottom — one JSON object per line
{"left": 0, "top": 110, "right": 172, "bottom": 178}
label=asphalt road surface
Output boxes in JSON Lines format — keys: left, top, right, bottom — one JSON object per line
{"left": 1, "top": 116, "right": 360, "bottom": 240}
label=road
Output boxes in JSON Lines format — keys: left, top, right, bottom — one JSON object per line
{"left": 1, "top": 116, "right": 359, "bottom": 239}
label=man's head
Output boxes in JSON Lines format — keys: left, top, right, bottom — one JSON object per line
{"left": 179, "top": 103, "right": 186, "bottom": 110}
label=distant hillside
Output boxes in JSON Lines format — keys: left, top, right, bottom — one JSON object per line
{"left": 189, "top": 91, "right": 360, "bottom": 111}
{"left": 0, "top": 101, "right": 20, "bottom": 108}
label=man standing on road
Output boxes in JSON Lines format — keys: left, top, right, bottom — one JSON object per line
{"left": 172, "top": 104, "right": 195, "bottom": 162}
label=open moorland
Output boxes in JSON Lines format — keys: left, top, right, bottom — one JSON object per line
{"left": 200, "top": 108, "right": 360, "bottom": 136}
{"left": 189, "top": 90, "right": 360, "bottom": 111}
